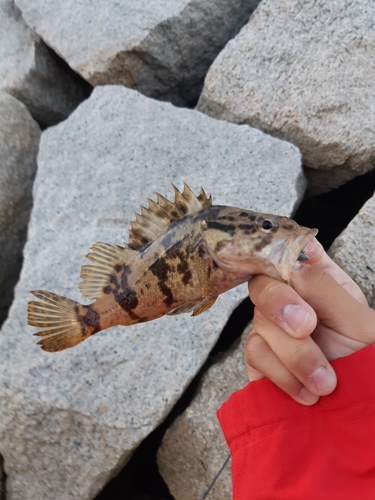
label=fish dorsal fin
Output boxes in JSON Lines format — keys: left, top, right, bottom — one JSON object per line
{"left": 79, "top": 242, "right": 137, "bottom": 300}
{"left": 79, "top": 184, "right": 211, "bottom": 300}
{"left": 128, "top": 182, "right": 212, "bottom": 250}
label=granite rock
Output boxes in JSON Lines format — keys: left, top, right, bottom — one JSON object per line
{"left": 329, "top": 194, "right": 375, "bottom": 309}
{"left": 157, "top": 325, "right": 252, "bottom": 499}
{"left": 15, "top": 0, "right": 260, "bottom": 106}
{"left": 0, "top": 0, "right": 87, "bottom": 126}
{"left": 197, "top": 0, "right": 375, "bottom": 195}
{"left": 0, "top": 85, "right": 304, "bottom": 500}
{"left": 0, "top": 91, "right": 40, "bottom": 325}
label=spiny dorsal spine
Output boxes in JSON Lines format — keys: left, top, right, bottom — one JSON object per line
{"left": 128, "top": 182, "right": 212, "bottom": 250}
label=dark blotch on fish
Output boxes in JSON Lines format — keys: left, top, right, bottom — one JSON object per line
{"left": 119, "top": 290, "right": 139, "bottom": 319}
{"left": 215, "top": 240, "right": 228, "bottom": 252}
{"left": 254, "top": 234, "right": 273, "bottom": 252}
{"left": 238, "top": 223, "right": 257, "bottom": 235}
{"left": 205, "top": 221, "right": 236, "bottom": 235}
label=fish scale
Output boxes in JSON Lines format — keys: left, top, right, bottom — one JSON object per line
{"left": 27, "top": 183, "right": 317, "bottom": 352}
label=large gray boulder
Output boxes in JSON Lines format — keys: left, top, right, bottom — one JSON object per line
{"left": 0, "top": 91, "right": 41, "bottom": 325}
{"left": 197, "top": 0, "right": 375, "bottom": 195}
{"left": 0, "top": 85, "right": 304, "bottom": 500}
{"left": 0, "top": 0, "right": 87, "bottom": 126}
{"left": 15, "top": 0, "right": 260, "bottom": 106}
{"left": 329, "top": 194, "right": 375, "bottom": 309}
{"left": 158, "top": 326, "right": 251, "bottom": 499}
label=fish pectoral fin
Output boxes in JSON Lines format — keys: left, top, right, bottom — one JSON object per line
{"left": 167, "top": 299, "right": 204, "bottom": 316}
{"left": 28, "top": 291, "right": 90, "bottom": 352}
{"left": 79, "top": 242, "right": 137, "bottom": 300}
{"left": 191, "top": 297, "right": 218, "bottom": 316}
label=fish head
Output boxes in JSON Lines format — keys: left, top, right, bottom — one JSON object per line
{"left": 201, "top": 208, "right": 318, "bottom": 283}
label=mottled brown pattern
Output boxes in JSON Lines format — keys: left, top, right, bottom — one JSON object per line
{"left": 27, "top": 184, "right": 317, "bottom": 352}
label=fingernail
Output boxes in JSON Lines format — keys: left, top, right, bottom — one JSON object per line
{"left": 282, "top": 304, "right": 310, "bottom": 333}
{"left": 310, "top": 366, "right": 337, "bottom": 394}
{"left": 299, "top": 387, "right": 320, "bottom": 405}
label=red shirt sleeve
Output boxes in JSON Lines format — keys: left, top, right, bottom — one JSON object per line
{"left": 217, "top": 344, "right": 375, "bottom": 500}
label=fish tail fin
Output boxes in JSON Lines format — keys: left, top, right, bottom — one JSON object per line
{"left": 28, "top": 290, "right": 93, "bottom": 352}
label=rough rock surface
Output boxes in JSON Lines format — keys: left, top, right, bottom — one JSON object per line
{"left": 15, "top": 0, "right": 260, "bottom": 106}
{"left": 0, "top": 91, "right": 40, "bottom": 325}
{"left": 0, "top": 0, "right": 87, "bottom": 126}
{"left": 158, "top": 326, "right": 251, "bottom": 499}
{"left": 197, "top": 0, "right": 375, "bottom": 195}
{"left": 329, "top": 194, "right": 375, "bottom": 309}
{"left": 0, "top": 85, "right": 304, "bottom": 500}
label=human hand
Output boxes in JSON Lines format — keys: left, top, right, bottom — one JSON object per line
{"left": 245, "top": 239, "right": 375, "bottom": 405}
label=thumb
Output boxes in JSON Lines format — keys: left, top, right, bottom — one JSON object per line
{"left": 291, "top": 251, "right": 375, "bottom": 346}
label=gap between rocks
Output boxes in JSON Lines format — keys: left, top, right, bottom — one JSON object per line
{"left": 295, "top": 168, "right": 375, "bottom": 250}
{"left": 94, "top": 167, "right": 375, "bottom": 500}
{"left": 0, "top": 454, "right": 6, "bottom": 500}
{"left": 39, "top": 45, "right": 93, "bottom": 130}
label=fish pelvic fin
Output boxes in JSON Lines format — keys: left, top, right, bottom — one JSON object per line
{"left": 191, "top": 297, "right": 218, "bottom": 316}
{"left": 168, "top": 297, "right": 218, "bottom": 316}
{"left": 28, "top": 290, "right": 94, "bottom": 352}
{"left": 168, "top": 299, "right": 205, "bottom": 316}
{"left": 128, "top": 182, "right": 212, "bottom": 250}
{"left": 79, "top": 242, "right": 136, "bottom": 300}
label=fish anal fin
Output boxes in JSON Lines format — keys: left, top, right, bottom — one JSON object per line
{"left": 128, "top": 183, "right": 212, "bottom": 251}
{"left": 28, "top": 290, "right": 91, "bottom": 352}
{"left": 79, "top": 242, "right": 137, "bottom": 300}
{"left": 191, "top": 297, "right": 218, "bottom": 316}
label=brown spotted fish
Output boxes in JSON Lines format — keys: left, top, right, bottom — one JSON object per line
{"left": 28, "top": 183, "right": 317, "bottom": 352}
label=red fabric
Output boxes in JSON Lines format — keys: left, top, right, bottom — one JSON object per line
{"left": 217, "top": 344, "right": 375, "bottom": 500}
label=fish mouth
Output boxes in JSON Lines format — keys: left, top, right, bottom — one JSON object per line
{"left": 297, "top": 250, "right": 309, "bottom": 261}
{"left": 278, "top": 227, "right": 318, "bottom": 282}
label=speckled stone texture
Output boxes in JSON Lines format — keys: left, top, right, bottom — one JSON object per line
{"left": 329, "top": 194, "right": 375, "bottom": 309}
{"left": 158, "top": 326, "right": 251, "bottom": 499}
{"left": 0, "top": 0, "right": 87, "bottom": 126}
{"left": 15, "top": 0, "right": 260, "bottom": 106}
{"left": 197, "top": 0, "right": 375, "bottom": 195}
{"left": 0, "top": 85, "right": 304, "bottom": 500}
{"left": 0, "top": 91, "right": 40, "bottom": 325}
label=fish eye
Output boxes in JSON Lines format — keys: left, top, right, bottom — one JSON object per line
{"left": 261, "top": 220, "right": 273, "bottom": 230}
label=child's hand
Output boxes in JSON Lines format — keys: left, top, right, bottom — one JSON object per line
{"left": 245, "top": 239, "right": 375, "bottom": 405}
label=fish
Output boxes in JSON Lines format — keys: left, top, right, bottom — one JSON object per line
{"left": 27, "top": 183, "right": 317, "bottom": 352}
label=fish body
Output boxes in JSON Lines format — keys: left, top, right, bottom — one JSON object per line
{"left": 28, "top": 184, "right": 317, "bottom": 352}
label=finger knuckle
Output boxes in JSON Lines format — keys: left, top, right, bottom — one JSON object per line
{"left": 253, "top": 307, "right": 266, "bottom": 325}
{"left": 311, "top": 268, "right": 339, "bottom": 291}
{"left": 288, "top": 341, "right": 312, "bottom": 372}
{"left": 244, "top": 331, "right": 270, "bottom": 365}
